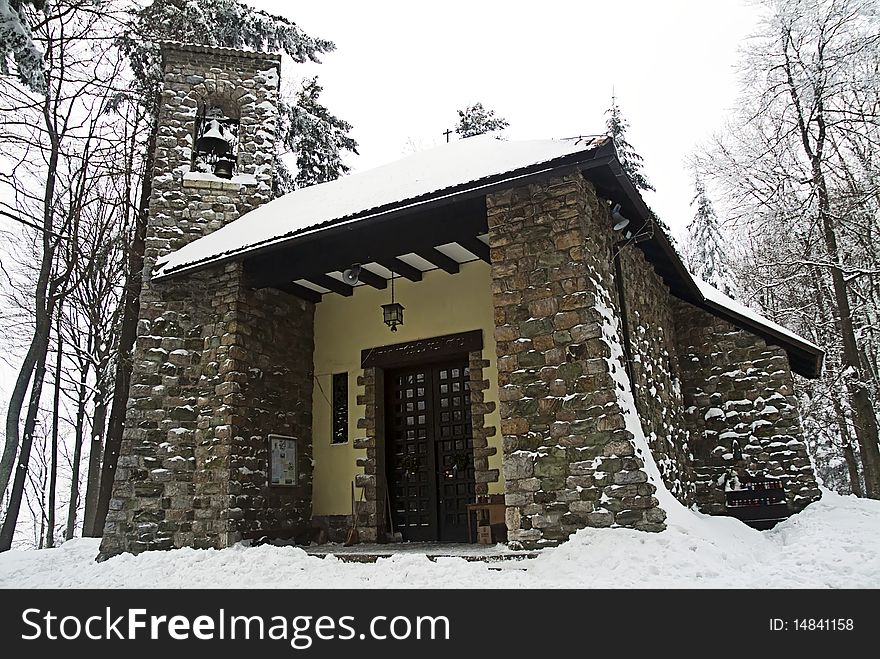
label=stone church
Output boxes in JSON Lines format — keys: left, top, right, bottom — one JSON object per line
{"left": 98, "top": 42, "right": 823, "bottom": 558}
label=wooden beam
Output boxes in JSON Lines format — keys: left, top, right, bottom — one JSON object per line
{"left": 417, "top": 248, "right": 459, "bottom": 274}
{"left": 272, "top": 282, "right": 322, "bottom": 304}
{"left": 310, "top": 274, "right": 354, "bottom": 297}
{"left": 356, "top": 266, "right": 387, "bottom": 289}
{"left": 377, "top": 257, "right": 422, "bottom": 282}
{"left": 458, "top": 236, "right": 491, "bottom": 264}
{"left": 243, "top": 197, "right": 484, "bottom": 290}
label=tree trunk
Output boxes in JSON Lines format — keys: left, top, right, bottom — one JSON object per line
{"left": 817, "top": 181, "right": 880, "bottom": 497}
{"left": 65, "top": 348, "right": 90, "bottom": 541}
{"left": 90, "top": 118, "right": 156, "bottom": 537}
{"left": 0, "top": 338, "right": 52, "bottom": 551}
{"left": 81, "top": 388, "right": 109, "bottom": 537}
{"left": 782, "top": 35, "right": 880, "bottom": 498}
{"left": 832, "top": 392, "right": 863, "bottom": 497}
{"left": 46, "top": 316, "right": 62, "bottom": 548}
{"left": 0, "top": 77, "right": 60, "bottom": 550}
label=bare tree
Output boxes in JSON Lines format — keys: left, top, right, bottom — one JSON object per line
{"left": 699, "top": 0, "right": 880, "bottom": 496}
{"left": 0, "top": 1, "right": 131, "bottom": 550}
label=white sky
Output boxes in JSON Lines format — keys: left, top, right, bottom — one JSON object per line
{"left": 251, "top": 0, "right": 758, "bottom": 236}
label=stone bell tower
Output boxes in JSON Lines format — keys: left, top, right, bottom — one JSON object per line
{"left": 99, "top": 43, "right": 316, "bottom": 559}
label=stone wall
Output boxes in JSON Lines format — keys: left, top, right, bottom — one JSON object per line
{"left": 98, "top": 44, "right": 296, "bottom": 558}
{"left": 100, "top": 268, "right": 221, "bottom": 555}
{"left": 672, "top": 301, "right": 821, "bottom": 513}
{"left": 353, "top": 366, "right": 384, "bottom": 542}
{"left": 618, "top": 246, "right": 695, "bottom": 505}
{"left": 469, "top": 350, "right": 500, "bottom": 495}
{"left": 211, "top": 269, "right": 315, "bottom": 542}
{"left": 488, "top": 173, "right": 666, "bottom": 549}
{"left": 145, "top": 43, "right": 279, "bottom": 269}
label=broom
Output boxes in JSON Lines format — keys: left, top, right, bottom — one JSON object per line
{"left": 344, "top": 482, "right": 362, "bottom": 546}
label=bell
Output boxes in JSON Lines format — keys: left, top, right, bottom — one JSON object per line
{"left": 213, "top": 157, "right": 235, "bottom": 179}
{"left": 195, "top": 119, "right": 230, "bottom": 156}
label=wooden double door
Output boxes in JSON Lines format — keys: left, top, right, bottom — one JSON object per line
{"left": 385, "top": 359, "right": 476, "bottom": 542}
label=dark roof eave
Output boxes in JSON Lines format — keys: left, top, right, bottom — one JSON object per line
{"left": 604, "top": 158, "right": 703, "bottom": 304}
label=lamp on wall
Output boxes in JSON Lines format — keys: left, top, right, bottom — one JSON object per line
{"left": 611, "top": 203, "right": 630, "bottom": 231}
{"left": 382, "top": 272, "right": 404, "bottom": 332}
{"left": 342, "top": 264, "right": 362, "bottom": 285}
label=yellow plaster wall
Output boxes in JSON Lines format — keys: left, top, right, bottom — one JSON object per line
{"left": 311, "top": 260, "right": 504, "bottom": 516}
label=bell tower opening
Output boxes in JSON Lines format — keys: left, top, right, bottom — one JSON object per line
{"left": 193, "top": 103, "right": 240, "bottom": 179}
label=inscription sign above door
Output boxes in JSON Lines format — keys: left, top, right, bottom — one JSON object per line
{"left": 361, "top": 330, "right": 483, "bottom": 369}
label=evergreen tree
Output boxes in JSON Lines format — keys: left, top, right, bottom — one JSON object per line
{"left": 685, "top": 174, "right": 736, "bottom": 297}
{"left": 284, "top": 77, "right": 358, "bottom": 188}
{"left": 605, "top": 92, "right": 654, "bottom": 193}
{"left": 120, "top": 0, "right": 357, "bottom": 191}
{"left": 0, "top": 0, "right": 44, "bottom": 90}
{"left": 454, "top": 102, "right": 509, "bottom": 138}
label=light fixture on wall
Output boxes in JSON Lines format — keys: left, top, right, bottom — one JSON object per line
{"left": 611, "top": 203, "right": 630, "bottom": 231}
{"left": 382, "top": 271, "right": 404, "bottom": 332}
{"left": 342, "top": 263, "right": 362, "bottom": 285}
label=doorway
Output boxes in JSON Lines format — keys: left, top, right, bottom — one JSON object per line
{"left": 385, "top": 359, "right": 476, "bottom": 542}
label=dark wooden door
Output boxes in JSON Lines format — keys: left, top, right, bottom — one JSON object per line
{"left": 386, "top": 360, "right": 475, "bottom": 542}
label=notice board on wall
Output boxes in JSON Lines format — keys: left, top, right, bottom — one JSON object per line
{"left": 268, "top": 434, "right": 298, "bottom": 486}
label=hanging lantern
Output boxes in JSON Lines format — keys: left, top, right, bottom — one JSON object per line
{"left": 195, "top": 118, "right": 231, "bottom": 157}
{"left": 382, "top": 272, "right": 404, "bottom": 331}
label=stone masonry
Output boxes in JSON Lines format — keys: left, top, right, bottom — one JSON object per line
{"left": 618, "top": 245, "right": 695, "bottom": 505}
{"left": 673, "top": 302, "right": 821, "bottom": 513}
{"left": 98, "top": 43, "right": 316, "bottom": 558}
{"left": 487, "top": 173, "right": 667, "bottom": 548}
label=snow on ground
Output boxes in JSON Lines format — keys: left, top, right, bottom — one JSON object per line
{"left": 1, "top": 490, "right": 877, "bottom": 589}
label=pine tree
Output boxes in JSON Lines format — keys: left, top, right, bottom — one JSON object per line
{"left": 454, "top": 102, "right": 509, "bottom": 138}
{"left": 0, "top": 0, "right": 44, "bottom": 90}
{"left": 605, "top": 92, "right": 654, "bottom": 193}
{"left": 284, "top": 77, "right": 358, "bottom": 188}
{"left": 685, "top": 174, "right": 736, "bottom": 297}
{"left": 120, "top": 0, "right": 357, "bottom": 191}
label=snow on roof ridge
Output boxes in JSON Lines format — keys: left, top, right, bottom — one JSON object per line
{"left": 693, "top": 275, "right": 821, "bottom": 353}
{"left": 154, "top": 135, "right": 610, "bottom": 278}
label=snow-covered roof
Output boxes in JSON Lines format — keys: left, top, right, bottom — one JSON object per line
{"left": 694, "top": 278, "right": 818, "bottom": 351}
{"left": 694, "top": 276, "right": 823, "bottom": 376}
{"left": 153, "top": 134, "right": 610, "bottom": 278}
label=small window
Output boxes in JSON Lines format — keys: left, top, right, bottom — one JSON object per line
{"left": 332, "top": 372, "right": 348, "bottom": 444}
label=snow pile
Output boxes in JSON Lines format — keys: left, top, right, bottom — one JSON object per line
{"left": 1, "top": 491, "right": 877, "bottom": 589}
{"left": 591, "top": 276, "right": 692, "bottom": 526}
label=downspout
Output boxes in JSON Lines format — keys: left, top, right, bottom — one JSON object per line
{"left": 612, "top": 243, "right": 639, "bottom": 412}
